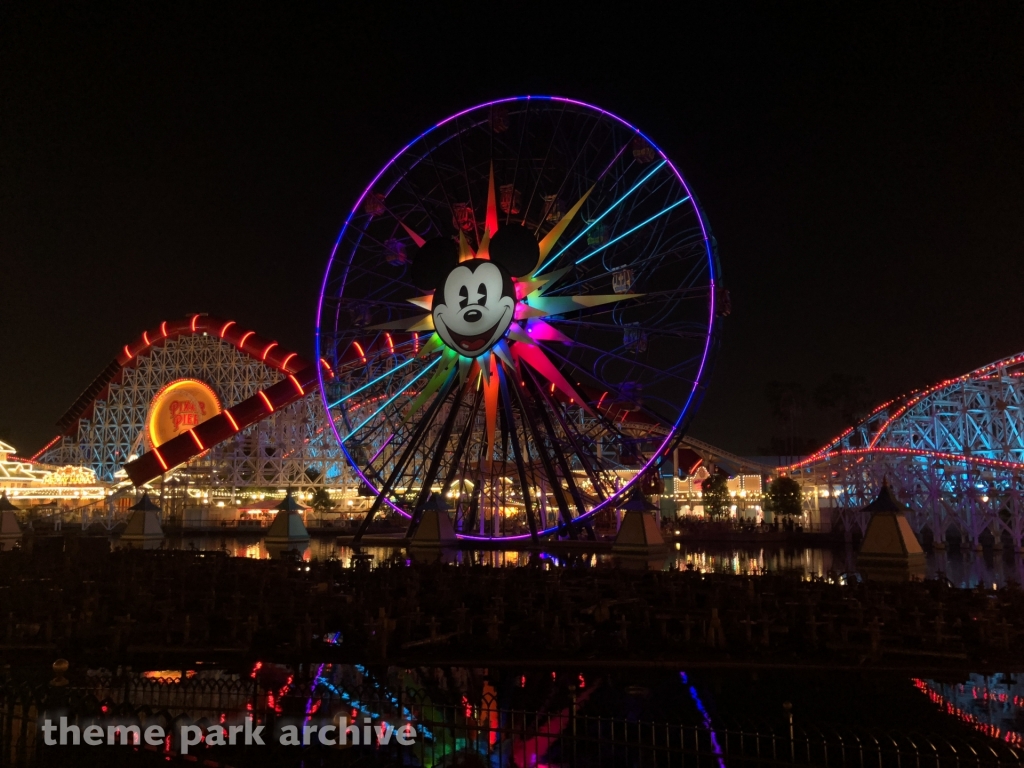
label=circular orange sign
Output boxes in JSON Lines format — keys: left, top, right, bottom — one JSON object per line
{"left": 146, "top": 378, "right": 222, "bottom": 448}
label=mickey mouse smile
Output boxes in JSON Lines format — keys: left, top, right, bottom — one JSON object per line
{"left": 409, "top": 224, "right": 541, "bottom": 359}
{"left": 442, "top": 307, "right": 512, "bottom": 353}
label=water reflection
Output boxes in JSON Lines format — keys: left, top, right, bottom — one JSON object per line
{"left": 915, "top": 674, "right": 1024, "bottom": 747}
{"left": 155, "top": 535, "right": 1024, "bottom": 586}
{"left": 671, "top": 545, "right": 835, "bottom": 577}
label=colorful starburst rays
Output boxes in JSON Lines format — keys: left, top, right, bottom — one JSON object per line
{"left": 371, "top": 165, "right": 641, "bottom": 464}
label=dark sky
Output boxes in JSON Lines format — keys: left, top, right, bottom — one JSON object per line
{"left": 2, "top": 3, "right": 1022, "bottom": 457}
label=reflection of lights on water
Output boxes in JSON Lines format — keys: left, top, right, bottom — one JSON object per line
{"left": 680, "top": 671, "right": 725, "bottom": 768}
{"left": 913, "top": 678, "right": 1024, "bottom": 747}
{"left": 141, "top": 670, "right": 185, "bottom": 682}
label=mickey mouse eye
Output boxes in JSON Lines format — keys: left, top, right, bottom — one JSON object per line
{"left": 458, "top": 285, "right": 469, "bottom": 309}
{"left": 476, "top": 282, "right": 488, "bottom": 306}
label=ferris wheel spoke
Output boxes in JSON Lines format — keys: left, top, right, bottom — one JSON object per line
{"left": 537, "top": 160, "right": 669, "bottom": 273}
{"left": 351, "top": 370, "right": 457, "bottom": 542}
{"left": 574, "top": 196, "right": 691, "bottom": 269}
{"left": 549, "top": 246, "right": 708, "bottom": 299}
{"left": 520, "top": 102, "right": 569, "bottom": 231}
{"left": 405, "top": 378, "right": 468, "bottom": 536}
{"left": 331, "top": 257, "right": 422, "bottom": 297}
{"left": 527, "top": 108, "right": 599, "bottom": 237}
{"left": 503, "top": 99, "right": 531, "bottom": 227}
{"left": 423, "top": 139, "right": 461, "bottom": 239}
{"left": 328, "top": 357, "right": 419, "bottom": 409}
{"left": 540, "top": 341, "right": 695, "bottom": 393}
{"left": 437, "top": 384, "right": 483, "bottom": 522}
{"left": 508, "top": 370, "right": 578, "bottom": 537}
{"left": 452, "top": 116, "right": 482, "bottom": 248}
{"left": 392, "top": 179, "right": 444, "bottom": 240}
{"left": 454, "top": 436, "right": 482, "bottom": 531}
{"left": 524, "top": 367, "right": 612, "bottom": 504}
{"left": 550, "top": 317, "right": 711, "bottom": 342}
{"left": 515, "top": 372, "right": 598, "bottom": 535}
{"left": 340, "top": 357, "right": 441, "bottom": 441}
{"left": 596, "top": 133, "right": 637, "bottom": 184}
{"left": 496, "top": 366, "right": 539, "bottom": 541}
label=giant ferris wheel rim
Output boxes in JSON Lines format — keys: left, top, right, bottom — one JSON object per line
{"left": 316, "top": 95, "right": 722, "bottom": 539}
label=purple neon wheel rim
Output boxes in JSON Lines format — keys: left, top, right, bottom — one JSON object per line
{"left": 316, "top": 96, "right": 721, "bottom": 540}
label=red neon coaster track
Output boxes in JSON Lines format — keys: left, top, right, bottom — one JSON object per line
{"left": 45, "top": 313, "right": 328, "bottom": 486}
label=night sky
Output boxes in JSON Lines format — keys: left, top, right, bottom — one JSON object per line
{"left": 2, "top": 3, "right": 1022, "bottom": 457}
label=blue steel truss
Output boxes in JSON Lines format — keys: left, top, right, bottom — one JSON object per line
{"left": 785, "top": 351, "right": 1024, "bottom": 551}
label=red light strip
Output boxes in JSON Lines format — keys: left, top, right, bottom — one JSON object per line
{"left": 385, "top": 333, "right": 394, "bottom": 355}
{"left": 280, "top": 352, "right": 297, "bottom": 371}
{"left": 219, "top": 320, "right": 235, "bottom": 338}
{"left": 912, "top": 679, "right": 1023, "bottom": 747}
{"left": 160, "top": 321, "right": 168, "bottom": 338}
{"left": 799, "top": 352, "right": 1024, "bottom": 462}
{"left": 238, "top": 331, "right": 255, "bottom": 351}
{"left": 288, "top": 375, "right": 305, "bottom": 396}
{"left": 353, "top": 341, "right": 367, "bottom": 363}
{"left": 597, "top": 391, "right": 608, "bottom": 410}
{"left": 188, "top": 430, "right": 205, "bottom": 451}
{"left": 414, "top": 332, "right": 419, "bottom": 353}
{"left": 258, "top": 391, "right": 274, "bottom": 413}
{"left": 152, "top": 446, "right": 169, "bottom": 471}
{"left": 123, "top": 344, "right": 132, "bottom": 360}
{"left": 780, "top": 446, "right": 1024, "bottom": 473}
{"left": 190, "top": 314, "right": 200, "bottom": 332}
{"left": 29, "top": 435, "right": 61, "bottom": 461}
{"left": 320, "top": 358, "right": 334, "bottom": 378}
{"left": 142, "top": 331, "right": 150, "bottom": 346}
{"left": 868, "top": 353, "right": 1024, "bottom": 449}
{"left": 262, "top": 342, "right": 278, "bottom": 361}
{"left": 224, "top": 410, "right": 240, "bottom": 432}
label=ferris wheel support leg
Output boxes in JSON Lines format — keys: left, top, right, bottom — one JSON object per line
{"left": 435, "top": 386, "right": 484, "bottom": 533}
{"left": 464, "top": 438, "right": 489, "bottom": 535}
{"left": 352, "top": 373, "right": 457, "bottom": 543}
{"left": 512, "top": 373, "right": 580, "bottom": 540}
{"left": 524, "top": 370, "right": 602, "bottom": 540}
{"left": 497, "top": 367, "right": 540, "bottom": 543}
{"left": 406, "top": 381, "right": 469, "bottom": 538}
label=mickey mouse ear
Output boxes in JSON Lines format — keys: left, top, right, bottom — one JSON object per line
{"left": 409, "top": 237, "right": 459, "bottom": 289}
{"left": 488, "top": 224, "right": 540, "bottom": 278}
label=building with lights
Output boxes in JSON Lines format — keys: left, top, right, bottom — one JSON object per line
{"left": 0, "top": 439, "right": 109, "bottom": 512}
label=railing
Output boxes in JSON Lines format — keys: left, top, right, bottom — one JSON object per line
{"left": 0, "top": 667, "right": 1019, "bottom": 767}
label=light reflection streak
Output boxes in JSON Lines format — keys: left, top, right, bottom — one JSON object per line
{"left": 681, "top": 671, "right": 725, "bottom": 768}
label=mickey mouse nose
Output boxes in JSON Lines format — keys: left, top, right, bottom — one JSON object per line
{"left": 464, "top": 309, "right": 483, "bottom": 323}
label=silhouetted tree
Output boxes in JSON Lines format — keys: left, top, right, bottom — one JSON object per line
{"left": 701, "top": 473, "right": 730, "bottom": 520}
{"left": 764, "top": 476, "right": 804, "bottom": 518}
{"left": 814, "top": 373, "right": 872, "bottom": 428}
{"left": 764, "top": 381, "right": 807, "bottom": 458}
{"left": 311, "top": 487, "right": 334, "bottom": 524}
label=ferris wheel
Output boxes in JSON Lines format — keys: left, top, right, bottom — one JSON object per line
{"left": 317, "top": 96, "right": 722, "bottom": 542}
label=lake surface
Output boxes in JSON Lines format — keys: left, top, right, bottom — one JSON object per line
{"left": 152, "top": 534, "right": 1024, "bottom": 587}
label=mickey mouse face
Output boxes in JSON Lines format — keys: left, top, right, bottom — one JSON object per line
{"left": 410, "top": 224, "right": 540, "bottom": 358}
{"left": 433, "top": 260, "right": 515, "bottom": 357}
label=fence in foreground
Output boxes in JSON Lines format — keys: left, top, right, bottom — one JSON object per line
{"left": 0, "top": 666, "right": 1018, "bottom": 767}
